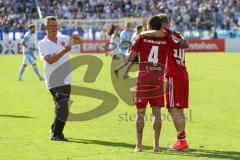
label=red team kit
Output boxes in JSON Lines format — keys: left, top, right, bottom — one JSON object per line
{"left": 131, "top": 29, "right": 189, "bottom": 109}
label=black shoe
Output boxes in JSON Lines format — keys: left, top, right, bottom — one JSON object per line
{"left": 51, "top": 135, "right": 68, "bottom": 141}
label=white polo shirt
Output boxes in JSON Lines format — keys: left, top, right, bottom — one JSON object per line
{"left": 38, "top": 35, "right": 72, "bottom": 89}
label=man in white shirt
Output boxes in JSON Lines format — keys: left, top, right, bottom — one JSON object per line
{"left": 38, "top": 16, "right": 83, "bottom": 141}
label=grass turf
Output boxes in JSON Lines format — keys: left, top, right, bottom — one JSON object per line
{"left": 0, "top": 52, "right": 240, "bottom": 160}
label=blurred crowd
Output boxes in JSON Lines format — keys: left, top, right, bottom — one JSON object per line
{"left": 0, "top": 0, "right": 239, "bottom": 30}
{"left": 0, "top": 0, "right": 38, "bottom": 30}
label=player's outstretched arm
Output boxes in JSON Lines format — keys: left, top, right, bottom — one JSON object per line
{"left": 127, "top": 50, "right": 138, "bottom": 62}
{"left": 140, "top": 30, "right": 165, "bottom": 38}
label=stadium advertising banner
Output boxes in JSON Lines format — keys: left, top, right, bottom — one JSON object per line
{"left": 1, "top": 39, "right": 239, "bottom": 54}
{"left": 80, "top": 39, "right": 226, "bottom": 53}
{"left": 0, "top": 40, "right": 21, "bottom": 54}
{"left": 187, "top": 39, "right": 225, "bottom": 52}
{"left": 80, "top": 40, "right": 108, "bottom": 53}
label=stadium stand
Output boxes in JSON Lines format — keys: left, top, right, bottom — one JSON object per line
{"left": 0, "top": 0, "right": 239, "bottom": 40}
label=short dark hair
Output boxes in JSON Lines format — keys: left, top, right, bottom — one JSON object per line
{"left": 28, "top": 24, "right": 35, "bottom": 29}
{"left": 136, "top": 25, "right": 143, "bottom": 31}
{"left": 157, "top": 13, "right": 169, "bottom": 25}
{"left": 108, "top": 24, "right": 116, "bottom": 36}
{"left": 44, "top": 16, "right": 57, "bottom": 25}
{"left": 148, "top": 16, "right": 161, "bottom": 30}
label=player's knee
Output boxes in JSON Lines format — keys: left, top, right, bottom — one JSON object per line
{"left": 152, "top": 106, "right": 160, "bottom": 112}
{"left": 136, "top": 119, "right": 144, "bottom": 128}
{"left": 57, "top": 110, "right": 69, "bottom": 122}
{"left": 171, "top": 113, "right": 185, "bottom": 122}
{"left": 136, "top": 115, "right": 144, "bottom": 123}
{"left": 168, "top": 108, "right": 184, "bottom": 115}
{"left": 152, "top": 106, "right": 161, "bottom": 114}
{"left": 56, "top": 105, "right": 69, "bottom": 121}
{"left": 152, "top": 114, "right": 161, "bottom": 123}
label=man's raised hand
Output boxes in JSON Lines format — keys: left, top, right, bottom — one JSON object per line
{"left": 71, "top": 34, "right": 83, "bottom": 45}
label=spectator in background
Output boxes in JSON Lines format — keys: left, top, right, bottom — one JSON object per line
{"left": 107, "top": 24, "right": 120, "bottom": 59}
{"left": 211, "top": 27, "right": 218, "bottom": 39}
{"left": 0, "top": 0, "right": 239, "bottom": 35}
{"left": 0, "top": 0, "right": 38, "bottom": 30}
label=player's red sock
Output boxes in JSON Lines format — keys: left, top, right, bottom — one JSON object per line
{"left": 177, "top": 130, "right": 186, "bottom": 140}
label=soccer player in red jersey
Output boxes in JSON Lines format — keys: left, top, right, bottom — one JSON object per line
{"left": 127, "top": 16, "right": 170, "bottom": 152}
{"left": 141, "top": 14, "right": 189, "bottom": 151}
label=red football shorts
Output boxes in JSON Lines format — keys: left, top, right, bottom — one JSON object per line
{"left": 166, "top": 77, "right": 189, "bottom": 108}
{"left": 135, "top": 84, "right": 165, "bottom": 110}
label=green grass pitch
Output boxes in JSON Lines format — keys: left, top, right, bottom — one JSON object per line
{"left": 0, "top": 52, "right": 240, "bottom": 160}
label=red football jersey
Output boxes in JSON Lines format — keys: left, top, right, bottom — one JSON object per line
{"left": 131, "top": 35, "right": 169, "bottom": 68}
{"left": 131, "top": 35, "right": 169, "bottom": 99}
{"left": 163, "top": 30, "right": 188, "bottom": 79}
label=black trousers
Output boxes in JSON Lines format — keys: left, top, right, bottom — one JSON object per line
{"left": 49, "top": 84, "right": 71, "bottom": 136}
